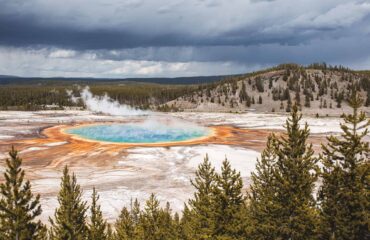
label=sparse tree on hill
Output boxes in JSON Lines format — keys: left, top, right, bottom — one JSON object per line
{"left": 366, "top": 90, "right": 370, "bottom": 107}
{"left": 280, "top": 101, "right": 284, "bottom": 110}
{"left": 295, "top": 89, "right": 301, "bottom": 107}
{"left": 0, "top": 147, "right": 45, "bottom": 240}
{"left": 304, "top": 94, "right": 311, "bottom": 108}
{"left": 256, "top": 77, "right": 264, "bottom": 92}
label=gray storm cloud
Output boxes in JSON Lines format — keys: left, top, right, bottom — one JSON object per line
{"left": 0, "top": 0, "right": 369, "bottom": 77}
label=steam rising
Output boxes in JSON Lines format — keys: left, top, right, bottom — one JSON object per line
{"left": 67, "top": 87, "right": 148, "bottom": 116}
{"left": 66, "top": 86, "right": 209, "bottom": 136}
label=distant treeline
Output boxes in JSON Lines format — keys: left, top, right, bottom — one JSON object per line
{"left": 0, "top": 92, "right": 368, "bottom": 239}
{"left": 0, "top": 84, "right": 197, "bottom": 111}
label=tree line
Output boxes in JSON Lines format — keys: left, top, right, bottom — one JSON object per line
{"left": 0, "top": 92, "right": 369, "bottom": 239}
{"left": 0, "top": 83, "right": 196, "bottom": 111}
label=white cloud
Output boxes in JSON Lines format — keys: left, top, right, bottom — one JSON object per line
{"left": 0, "top": 47, "right": 259, "bottom": 78}
{"left": 49, "top": 49, "right": 76, "bottom": 58}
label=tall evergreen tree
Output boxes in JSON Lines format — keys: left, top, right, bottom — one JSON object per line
{"left": 248, "top": 135, "right": 280, "bottom": 239}
{"left": 0, "top": 146, "right": 45, "bottom": 240}
{"left": 213, "top": 159, "right": 246, "bottom": 240}
{"left": 180, "top": 204, "right": 193, "bottom": 240}
{"left": 187, "top": 154, "right": 217, "bottom": 239}
{"left": 141, "top": 193, "right": 168, "bottom": 240}
{"left": 272, "top": 104, "right": 319, "bottom": 239}
{"left": 249, "top": 104, "right": 319, "bottom": 239}
{"left": 114, "top": 207, "right": 135, "bottom": 240}
{"left": 318, "top": 92, "right": 369, "bottom": 240}
{"left": 160, "top": 202, "right": 178, "bottom": 239}
{"left": 130, "top": 198, "right": 144, "bottom": 238}
{"left": 49, "top": 166, "right": 88, "bottom": 240}
{"left": 89, "top": 187, "right": 108, "bottom": 240}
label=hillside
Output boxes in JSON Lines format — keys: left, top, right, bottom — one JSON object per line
{"left": 165, "top": 64, "right": 370, "bottom": 116}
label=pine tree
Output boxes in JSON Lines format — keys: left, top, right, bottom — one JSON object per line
{"left": 89, "top": 187, "right": 108, "bottom": 240}
{"left": 248, "top": 135, "right": 280, "bottom": 239}
{"left": 180, "top": 204, "right": 193, "bottom": 240}
{"left": 49, "top": 166, "right": 88, "bottom": 240}
{"left": 160, "top": 202, "right": 178, "bottom": 239}
{"left": 130, "top": 198, "right": 144, "bottom": 238}
{"left": 114, "top": 207, "right": 135, "bottom": 240}
{"left": 0, "top": 146, "right": 45, "bottom": 240}
{"left": 261, "top": 104, "right": 319, "bottom": 239}
{"left": 295, "top": 89, "right": 301, "bottom": 107}
{"left": 106, "top": 224, "right": 114, "bottom": 240}
{"left": 141, "top": 193, "right": 168, "bottom": 240}
{"left": 173, "top": 212, "right": 181, "bottom": 240}
{"left": 277, "top": 104, "right": 319, "bottom": 239}
{"left": 213, "top": 159, "right": 246, "bottom": 240}
{"left": 187, "top": 154, "right": 217, "bottom": 239}
{"left": 318, "top": 92, "right": 369, "bottom": 240}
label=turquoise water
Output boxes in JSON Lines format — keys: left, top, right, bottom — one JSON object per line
{"left": 66, "top": 123, "right": 210, "bottom": 143}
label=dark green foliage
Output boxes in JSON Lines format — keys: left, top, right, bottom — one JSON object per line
{"left": 249, "top": 105, "right": 319, "bottom": 239}
{"left": 114, "top": 207, "right": 136, "bottom": 240}
{"left": 49, "top": 166, "right": 88, "bottom": 240}
{"left": 141, "top": 194, "right": 176, "bottom": 240}
{"left": 180, "top": 204, "right": 193, "bottom": 240}
{"left": 0, "top": 147, "right": 45, "bottom": 240}
{"left": 114, "top": 194, "right": 179, "bottom": 240}
{"left": 186, "top": 155, "right": 217, "bottom": 239}
{"left": 185, "top": 155, "right": 247, "bottom": 240}
{"left": 318, "top": 92, "right": 370, "bottom": 240}
{"left": 213, "top": 160, "right": 246, "bottom": 240}
{"left": 248, "top": 136, "right": 280, "bottom": 239}
{"left": 272, "top": 104, "right": 319, "bottom": 239}
{"left": 89, "top": 187, "right": 108, "bottom": 240}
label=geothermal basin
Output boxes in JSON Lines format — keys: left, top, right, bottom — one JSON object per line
{"left": 0, "top": 111, "right": 350, "bottom": 223}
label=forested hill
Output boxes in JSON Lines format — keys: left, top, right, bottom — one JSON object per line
{"left": 0, "top": 63, "right": 369, "bottom": 114}
{"left": 165, "top": 63, "right": 370, "bottom": 115}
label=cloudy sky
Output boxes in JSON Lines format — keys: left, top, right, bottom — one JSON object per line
{"left": 0, "top": 0, "right": 369, "bottom": 78}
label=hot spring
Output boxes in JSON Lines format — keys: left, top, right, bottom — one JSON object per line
{"left": 66, "top": 122, "right": 211, "bottom": 144}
